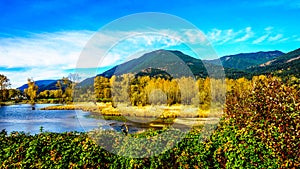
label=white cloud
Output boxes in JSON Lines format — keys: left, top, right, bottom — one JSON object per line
{"left": 253, "top": 35, "right": 269, "bottom": 44}
{"left": 97, "top": 32, "right": 183, "bottom": 65}
{"left": 205, "top": 26, "right": 291, "bottom": 46}
{"left": 2, "top": 68, "right": 68, "bottom": 88}
{"left": 206, "top": 27, "right": 255, "bottom": 45}
{"left": 100, "top": 53, "right": 122, "bottom": 67}
{"left": 182, "top": 29, "right": 206, "bottom": 44}
{"left": 268, "top": 34, "right": 283, "bottom": 41}
{"left": 279, "top": 38, "right": 289, "bottom": 42}
{"left": 0, "top": 31, "right": 94, "bottom": 87}
{"left": 219, "top": 29, "right": 234, "bottom": 44}
{"left": 1, "top": 29, "right": 211, "bottom": 87}
{"left": 1, "top": 26, "right": 294, "bottom": 88}
{"left": 206, "top": 29, "right": 223, "bottom": 44}
{"left": 0, "top": 28, "right": 205, "bottom": 70}
{"left": 264, "top": 26, "right": 273, "bottom": 32}
{"left": 0, "top": 30, "right": 94, "bottom": 68}
{"left": 76, "top": 30, "right": 187, "bottom": 69}
{"left": 252, "top": 26, "right": 274, "bottom": 44}
{"left": 206, "top": 26, "right": 291, "bottom": 45}
{"left": 235, "top": 27, "right": 254, "bottom": 42}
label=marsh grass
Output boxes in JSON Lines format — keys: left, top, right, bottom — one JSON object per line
{"left": 42, "top": 102, "right": 223, "bottom": 119}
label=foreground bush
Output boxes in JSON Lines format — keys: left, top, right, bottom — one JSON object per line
{"left": 0, "top": 126, "right": 281, "bottom": 168}
{"left": 222, "top": 75, "right": 300, "bottom": 168}
{"left": 1, "top": 75, "right": 299, "bottom": 168}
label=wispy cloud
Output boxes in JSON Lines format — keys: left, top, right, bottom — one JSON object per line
{"left": 77, "top": 28, "right": 213, "bottom": 69}
{"left": 252, "top": 27, "right": 286, "bottom": 44}
{"left": 0, "top": 29, "right": 210, "bottom": 87}
{"left": 0, "top": 30, "right": 94, "bottom": 68}
{"left": 264, "top": 26, "right": 273, "bottom": 32}
{"left": 0, "top": 30, "right": 94, "bottom": 87}
{"left": 206, "top": 28, "right": 234, "bottom": 45}
{"left": 207, "top": 26, "right": 290, "bottom": 45}
{"left": 268, "top": 34, "right": 283, "bottom": 41}
{"left": 1, "top": 26, "right": 297, "bottom": 88}
{"left": 235, "top": 27, "right": 254, "bottom": 42}
{"left": 206, "top": 27, "right": 256, "bottom": 45}
{"left": 253, "top": 35, "right": 269, "bottom": 44}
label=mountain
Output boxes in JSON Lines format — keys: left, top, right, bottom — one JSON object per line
{"left": 18, "top": 80, "right": 57, "bottom": 93}
{"left": 79, "top": 49, "right": 285, "bottom": 87}
{"left": 19, "top": 48, "right": 300, "bottom": 93}
{"left": 205, "top": 50, "right": 284, "bottom": 70}
{"left": 249, "top": 48, "right": 300, "bottom": 77}
{"left": 79, "top": 49, "right": 226, "bottom": 87}
{"left": 259, "top": 48, "right": 300, "bottom": 67}
{"left": 17, "top": 79, "right": 71, "bottom": 93}
{"left": 135, "top": 67, "right": 172, "bottom": 80}
{"left": 100, "top": 50, "right": 210, "bottom": 78}
{"left": 24, "top": 48, "right": 299, "bottom": 93}
{"left": 77, "top": 76, "right": 94, "bottom": 88}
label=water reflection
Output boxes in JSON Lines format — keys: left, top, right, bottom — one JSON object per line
{"left": 0, "top": 104, "right": 109, "bottom": 134}
{"left": 0, "top": 104, "right": 218, "bottom": 135}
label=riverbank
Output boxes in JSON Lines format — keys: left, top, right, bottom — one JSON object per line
{"left": 0, "top": 101, "right": 15, "bottom": 106}
{"left": 41, "top": 102, "right": 223, "bottom": 119}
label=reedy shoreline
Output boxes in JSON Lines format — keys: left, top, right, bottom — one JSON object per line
{"left": 41, "top": 102, "right": 222, "bottom": 119}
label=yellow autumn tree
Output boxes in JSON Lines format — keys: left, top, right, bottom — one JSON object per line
{"left": 24, "top": 78, "right": 38, "bottom": 103}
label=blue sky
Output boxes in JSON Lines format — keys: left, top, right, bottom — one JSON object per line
{"left": 0, "top": 0, "right": 300, "bottom": 87}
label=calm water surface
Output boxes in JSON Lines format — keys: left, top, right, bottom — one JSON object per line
{"left": 0, "top": 104, "right": 216, "bottom": 135}
{"left": 0, "top": 104, "right": 115, "bottom": 134}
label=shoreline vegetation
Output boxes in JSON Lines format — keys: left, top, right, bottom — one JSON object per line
{"left": 41, "top": 102, "right": 223, "bottom": 127}
{"left": 0, "top": 101, "right": 16, "bottom": 106}
{"left": 0, "top": 74, "right": 299, "bottom": 167}
{"left": 41, "top": 102, "right": 223, "bottom": 118}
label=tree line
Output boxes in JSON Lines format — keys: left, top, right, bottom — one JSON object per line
{"left": 93, "top": 74, "right": 226, "bottom": 109}
{"left": 0, "top": 74, "right": 78, "bottom": 104}
{"left": 34, "top": 74, "right": 79, "bottom": 103}
{"left": 2, "top": 72, "right": 298, "bottom": 109}
{"left": 0, "top": 74, "right": 21, "bottom": 103}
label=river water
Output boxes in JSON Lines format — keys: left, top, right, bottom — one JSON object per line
{"left": 0, "top": 104, "right": 116, "bottom": 134}
{"left": 0, "top": 104, "right": 219, "bottom": 135}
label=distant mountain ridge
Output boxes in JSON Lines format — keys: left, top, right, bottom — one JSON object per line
{"left": 249, "top": 48, "right": 300, "bottom": 77}
{"left": 79, "top": 49, "right": 216, "bottom": 87}
{"left": 100, "top": 49, "right": 209, "bottom": 78}
{"left": 79, "top": 49, "right": 286, "bottom": 87}
{"left": 205, "top": 50, "right": 285, "bottom": 70}
{"left": 17, "top": 79, "right": 71, "bottom": 93}
{"left": 18, "top": 80, "right": 57, "bottom": 93}
{"left": 17, "top": 48, "right": 300, "bottom": 91}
